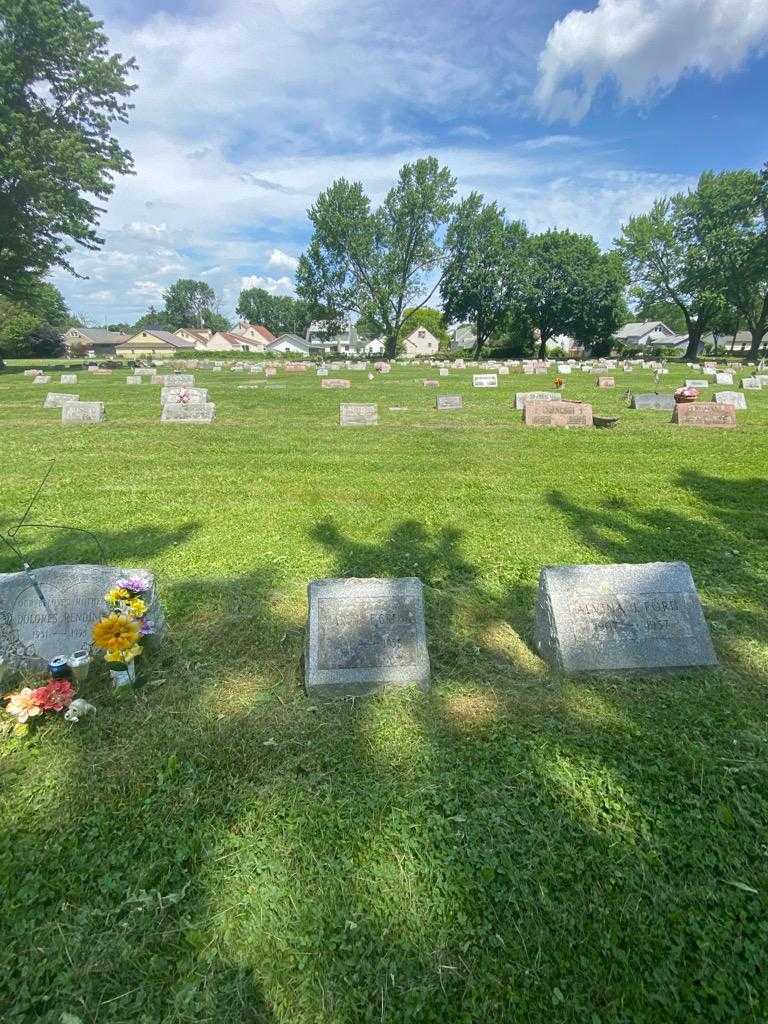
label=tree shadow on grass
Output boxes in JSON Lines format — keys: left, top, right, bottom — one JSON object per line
{"left": 3, "top": 515, "right": 768, "bottom": 1022}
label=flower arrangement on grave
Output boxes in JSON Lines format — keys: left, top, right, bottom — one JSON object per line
{"left": 92, "top": 575, "right": 154, "bottom": 686}
{"left": 3, "top": 678, "right": 95, "bottom": 728}
{"left": 674, "top": 386, "right": 698, "bottom": 404}
{"left": 554, "top": 377, "right": 564, "bottom": 389}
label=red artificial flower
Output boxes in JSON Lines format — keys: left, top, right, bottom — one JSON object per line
{"left": 32, "top": 679, "right": 76, "bottom": 712}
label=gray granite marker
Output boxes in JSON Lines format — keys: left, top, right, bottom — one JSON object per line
{"left": 0, "top": 564, "right": 165, "bottom": 674}
{"left": 44, "top": 392, "right": 79, "bottom": 409}
{"left": 515, "top": 391, "right": 560, "bottom": 410}
{"left": 160, "top": 386, "right": 209, "bottom": 405}
{"left": 60, "top": 374, "right": 77, "bottom": 385}
{"left": 161, "top": 402, "right": 215, "bottom": 423}
{"left": 713, "top": 391, "right": 746, "bottom": 409}
{"left": 631, "top": 394, "right": 676, "bottom": 411}
{"left": 340, "top": 403, "right": 377, "bottom": 426}
{"left": 305, "top": 577, "right": 430, "bottom": 697}
{"left": 61, "top": 401, "right": 105, "bottom": 424}
{"left": 534, "top": 561, "right": 717, "bottom": 673}
{"left": 436, "top": 395, "right": 462, "bottom": 410}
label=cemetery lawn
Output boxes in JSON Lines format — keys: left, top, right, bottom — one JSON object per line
{"left": 2, "top": 361, "right": 768, "bottom": 1024}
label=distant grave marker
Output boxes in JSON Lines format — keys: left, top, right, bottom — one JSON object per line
{"left": 741, "top": 377, "right": 762, "bottom": 390}
{"left": 165, "top": 373, "right": 194, "bottom": 386}
{"left": 43, "top": 392, "right": 78, "bottom": 409}
{"left": 61, "top": 401, "right": 105, "bottom": 425}
{"left": 322, "top": 379, "right": 352, "bottom": 390}
{"left": 473, "top": 373, "right": 498, "bottom": 388}
{"left": 672, "top": 402, "right": 736, "bottom": 428}
{"left": 32, "top": 375, "right": 51, "bottom": 384}
{"left": 514, "top": 391, "right": 560, "bottom": 411}
{"left": 126, "top": 375, "right": 142, "bottom": 385}
{"left": 60, "top": 374, "right": 77, "bottom": 384}
{"left": 523, "top": 400, "right": 593, "bottom": 427}
{"left": 340, "top": 403, "right": 377, "bottom": 426}
{"left": 161, "top": 402, "right": 216, "bottom": 424}
{"left": 631, "top": 394, "right": 676, "bottom": 411}
{"left": 436, "top": 395, "right": 462, "bottom": 411}
{"left": 160, "top": 386, "right": 209, "bottom": 405}
{"left": 713, "top": 391, "right": 746, "bottom": 409}
{"left": 685, "top": 379, "right": 709, "bottom": 388}
{"left": 597, "top": 377, "right": 615, "bottom": 388}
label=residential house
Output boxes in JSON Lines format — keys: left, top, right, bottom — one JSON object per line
{"left": 450, "top": 324, "right": 477, "bottom": 352}
{"left": 361, "top": 336, "right": 386, "bottom": 356}
{"left": 701, "top": 329, "right": 760, "bottom": 351}
{"left": 267, "top": 333, "right": 311, "bottom": 355}
{"left": 116, "top": 329, "right": 196, "bottom": 357}
{"left": 612, "top": 322, "right": 677, "bottom": 349}
{"left": 204, "top": 331, "right": 265, "bottom": 353}
{"left": 64, "top": 327, "right": 129, "bottom": 357}
{"left": 230, "top": 322, "right": 275, "bottom": 348}
{"left": 401, "top": 326, "right": 440, "bottom": 358}
{"left": 174, "top": 327, "right": 212, "bottom": 346}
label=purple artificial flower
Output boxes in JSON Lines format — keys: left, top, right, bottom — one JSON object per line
{"left": 117, "top": 574, "right": 151, "bottom": 593}
{"left": 139, "top": 619, "right": 155, "bottom": 637}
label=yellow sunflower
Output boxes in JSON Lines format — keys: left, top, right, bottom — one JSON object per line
{"left": 92, "top": 612, "right": 141, "bottom": 653}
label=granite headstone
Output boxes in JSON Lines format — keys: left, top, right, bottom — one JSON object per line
{"left": 340, "top": 403, "right": 377, "bottom": 426}
{"left": 61, "top": 401, "right": 105, "bottom": 424}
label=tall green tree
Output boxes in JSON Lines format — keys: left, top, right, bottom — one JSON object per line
{"left": 679, "top": 168, "right": 768, "bottom": 363}
{"left": 615, "top": 196, "right": 721, "bottom": 360}
{"left": 162, "top": 279, "right": 227, "bottom": 330}
{"left": 628, "top": 291, "right": 688, "bottom": 335}
{"left": 235, "top": 288, "right": 311, "bottom": 336}
{"left": 296, "top": 157, "right": 457, "bottom": 359}
{"left": 441, "top": 194, "right": 528, "bottom": 358}
{"left": 0, "top": 0, "right": 136, "bottom": 296}
{"left": 519, "top": 230, "right": 627, "bottom": 360}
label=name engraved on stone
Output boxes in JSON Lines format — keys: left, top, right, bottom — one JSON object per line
{"left": 741, "top": 377, "right": 762, "bottom": 390}
{"left": 515, "top": 391, "right": 560, "bottom": 410}
{"left": 160, "top": 402, "right": 216, "bottom": 423}
{"left": 523, "top": 400, "right": 593, "bottom": 427}
{"left": 631, "top": 394, "right": 676, "bottom": 411}
{"left": 322, "top": 378, "right": 352, "bottom": 389}
{"left": 60, "top": 374, "right": 77, "bottom": 384}
{"left": 713, "top": 391, "right": 746, "bottom": 409}
{"left": 534, "top": 561, "right": 717, "bottom": 673}
{"left": 165, "top": 374, "right": 195, "bottom": 386}
{"left": 305, "top": 577, "right": 430, "bottom": 697}
{"left": 436, "top": 395, "right": 462, "bottom": 410}
{"left": 672, "top": 402, "right": 737, "bottom": 427}
{"left": 160, "top": 386, "right": 209, "bottom": 405}
{"left": 473, "top": 374, "right": 498, "bottom": 388}
{"left": 61, "top": 401, "right": 105, "bottom": 424}
{"left": 685, "top": 379, "right": 709, "bottom": 388}
{"left": 339, "top": 403, "right": 377, "bottom": 426}
{"left": 44, "top": 392, "right": 79, "bottom": 409}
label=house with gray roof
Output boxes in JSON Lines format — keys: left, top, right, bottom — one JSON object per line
{"left": 64, "top": 327, "right": 129, "bottom": 356}
{"left": 116, "top": 329, "right": 196, "bottom": 356}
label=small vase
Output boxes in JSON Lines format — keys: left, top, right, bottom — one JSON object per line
{"left": 109, "top": 661, "right": 136, "bottom": 687}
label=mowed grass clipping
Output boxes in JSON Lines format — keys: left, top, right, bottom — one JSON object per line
{"left": 1, "top": 360, "right": 767, "bottom": 1024}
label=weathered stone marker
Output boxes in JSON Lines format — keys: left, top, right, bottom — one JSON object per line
{"left": 534, "top": 561, "right": 717, "bottom": 673}
{"left": 33, "top": 375, "right": 51, "bottom": 384}
{"left": 161, "top": 402, "right": 216, "bottom": 423}
{"left": 715, "top": 372, "right": 734, "bottom": 385}
{"left": 0, "top": 564, "right": 164, "bottom": 674}
{"left": 436, "top": 394, "right": 462, "bottom": 411}
{"left": 340, "top": 403, "right": 377, "bottom": 426}
{"left": 741, "top": 377, "right": 762, "bottom": 390}
{"left": 713, "top": 391, "right": 747, "bottom": 410}
{"left": 631, "top": 393, "right": 676, "bottom": 411}
{"left": 305, "top": 577, "right": 430, "bottom": 697}
{"left": 597, "top": 377, "right": 615, "bottom": 388}
{"left": 515, "top": 391, "right": 560, "bottom": 410}
{"left": 523, "top": 400, "right": 593, "bottom": 427}
{"left": 685, "top": 379, "right": 709, "bottom": 388}
{"left": 43, "top": 392, "right": 79, "bottom": 409}
{"left": 61, "top": 401, "right": 105, "bottom": 425}
{"left": 322, "top": 378, "right": 352, "bottom": 390}
{"left": 473, "top": 373, "right": 498, "bottom": 388}
{"left": 439, "top": 368, "right": 449, "bottom": 377}
{"left": 126, "top": 375, "right": 142, "bottom": 385}
{"left": 165, "top": 373, "right": 195, "bottom": 386}
{"left": 423, "top": 380, "right": 440, "bottom": 388}
{"left": 672, "top": 402, "right": 737, "bottom": 427}
{"left": 60, "top": 374, "right": 77, "bottom": 384}
{"left": 160, "top": 386, "right": 209, "bottom": 405}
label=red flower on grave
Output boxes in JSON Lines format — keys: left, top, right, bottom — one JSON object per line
{"left": 32, "top": 679, "right": 76, "bottom": 712}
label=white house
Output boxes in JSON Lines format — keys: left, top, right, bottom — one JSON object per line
{"left": 362, "top": 336, "right": 386, "bottom": 356}
{"left": 401, "top": 326, "right": 440, "bottom": 358}
{"left": 612, "top": 322, "right": 677, "bottom": 348}
{"left": 202, "top": 331, "right": 264, "bottom": 353}
{"left": 268, "top": 333, "right": 311, "bottom": 355}
{"left": 174, "top": 328, "right": 212, "bottom": 348}
{"left": 116, "top": 329, "right": 196, "bottom": 357}
{"left": 450, "top": 324, "right": 476, "bottom": 352}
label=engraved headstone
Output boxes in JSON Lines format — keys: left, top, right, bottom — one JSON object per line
{"left": 126, "top": 375, "right": 142, "bottom": 385}
{"left": 715, "top": 372, "right": 733, "bottom": 385}
{"left": 32, "top": 375, "right": 51, "bottom": 384}
{"left": 685, "top": 379, "right": 709, "bottom": 388}
{"left": 165, "top": 373, "right": 195, "bottom": 386}
{"left": 0, "top": 564, "right": 165, "bottom": 673}
{"left": 423, "top": 380, "right": 440, "bottom": 388}
{"left": 340, "top": 403, "right": 377, "bottom": 426}
{"left": 61, "top": 401, "right": 105, "bottom": 425}
{"left": 160, "top": 386, "right": 209, "bottom": 405}
{"left": 317, "top": 368, "right": 329, "bottom": 376}
{"left": 150, "top": 375, "right": 166, "bottom": 385}
{"left": 305, "top": 577, "right": 430, "bottom": 697}
{"left": 439, "top": 368, "right": 449, "bottom": 377}
{"left": 597, "top": 377, "right": 615, "bottom": 388}
{"left": 322, "top": 378, "right": 352, "bottom": 389}
{"left": 436, "top": 395, "right": 462, "bottom": 411}
{"left": 515, "top": 391, "right": 560, "bottom": 410}
{"left": 23, "top": 369, "right": 41, "bottom": 377}
{"left": 741, "top": 377, "right": 762, "bottom": 390}
{"left": 473, "top": 373, "right": 498, "bottom": 388}
{"left": 523, "top": 401, "right": 593, "bottom": 427}
{"left": 672, "top": 403, "right": 736, "bottom": 427}
{"left": 534, "top": 561, "right": 717, "bottom": 673}
{"left": 713, "top": 391, "right": 746, "bottom": 410}
{"left": 498, "top": 366, "right": 510, "bottom": 375}
{"left": 43, "top": 392, "right": 79, "bottom": 409}
{"left": 60, "top": 374, "right": 77, "bottom": 384}
{"left": 631, "top": 393, "right": 676, "bottom": 411}
{"left": 161, "top": 402, "right": 216, "bottom": 424}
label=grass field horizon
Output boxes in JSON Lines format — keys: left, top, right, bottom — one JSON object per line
{"left": 2, "top": 359, "right": 767, "bottom": 1022}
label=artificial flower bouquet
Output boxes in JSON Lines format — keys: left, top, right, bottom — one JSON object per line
{"left": 4, "top": 678, "right": 95, "bottom": 730}
{"left": 674, "top": 386, "right": 698, "bottom": 403}
{"left": 554, "top": 377, "right": 564, "bottom": 389}
{"left": 92, "top": 574, "right": 155, "bottom": 686}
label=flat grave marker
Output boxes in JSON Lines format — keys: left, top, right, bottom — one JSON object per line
{"left": 165, "top": 373, "right": 194, "bottom": 386}
{"left": 43, "top": 392, "right": 78, "bottom": 409}
{"left": 126, "top": 375, "right": 142, "bottom": 385}
{"left": 305, "top": 577, "right": 430, "bottom": 698}
{"left": 60, "top": 374, "right": 77, "bottom": 384}
{"left": 473, "top": 373, "right": 498, "bottom": 388}
{"left": 713, "top": 391, "right": 747, "bottom": 410}
{"left": 523, "top": 400, "right": 593, "bottom": 427}
{"left": 597, "top": 377, "right": 615, "bottom": 388}
{"left": 160, "top": 386, "right": 209, "bottom": 405}
{"left": 160, "top": 401, "right": 216, "bottom": 424}
{"left": 631, "top": 393, "right": 676, "bottom": 411}
{"left": 32, "top": 375, "right": 51, "bottom": 384}
{"left": 534, "top": 561, "right": 717, "bottom": 673}
{"left": 322, "top": 378, "right": 352, "bottom": 390}
{"left": 685, "top": 379, "right": 709, "bottom": 388}
{"left": 436, "top": 395, "right": 462, "bottom": 411}
{"left": 340, "top": 403, "right": 377, "bottom": 426}
{"left": 61, "top": 401, "right": 105, "bottom": 425}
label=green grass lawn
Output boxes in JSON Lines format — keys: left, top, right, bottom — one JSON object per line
{"left": 1, "top": 360, "right": 767, "bottom": 1023}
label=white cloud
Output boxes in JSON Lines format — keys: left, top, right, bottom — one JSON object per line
{"left": 536, "top": 0, "right": 768, "bottom": 122}
{"left": 240, "top": 275, "right": 296, "bottom": 295}
{"left": 123, "top": 220, "right": 170, "bottom": 239}
{"left": 268, "top": 248, "right": 300, "bottom": 272}
{"left": 129, "top": 279, "right": 166, "bottom": 300}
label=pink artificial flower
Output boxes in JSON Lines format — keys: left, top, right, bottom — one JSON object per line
{"left": 32, "top": 679, "right": 76, "bottom": 712}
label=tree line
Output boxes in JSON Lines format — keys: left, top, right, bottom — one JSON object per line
{"left": 297, "top": 157, "right": 768, "bottom": 362}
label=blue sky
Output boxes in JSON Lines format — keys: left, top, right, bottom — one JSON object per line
{"left": 55, "top": 0, "right": 768, "bottom": 324}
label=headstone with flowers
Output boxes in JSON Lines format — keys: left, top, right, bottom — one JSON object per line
{"left": 91, "top": 574, "right": 161, "bottom": 686}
